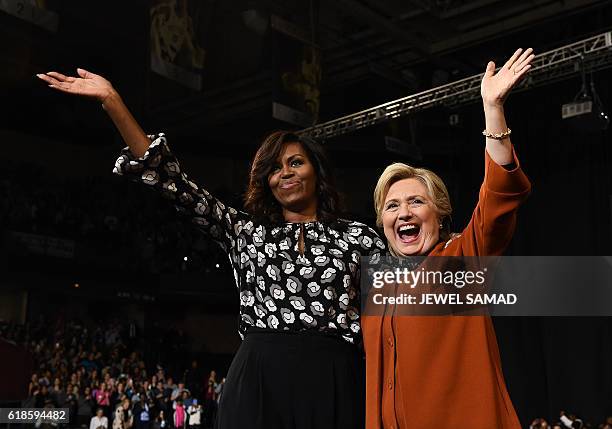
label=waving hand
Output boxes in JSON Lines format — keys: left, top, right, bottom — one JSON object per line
{"left": 37, "top": 67, "right": 150, "bottom": 157}
{"left": 481, "top": 48, "right": 534, "bottom": 108}
{"left": 36, "top": 68, "right": 116, "bottom": 104}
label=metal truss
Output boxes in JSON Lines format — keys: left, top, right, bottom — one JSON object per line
{"left": 299, "top": 32, "right": 612, "bottom": 140}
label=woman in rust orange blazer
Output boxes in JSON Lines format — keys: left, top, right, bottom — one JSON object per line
{"left": 362, "top": 48, "right": 535, "bottom": 428}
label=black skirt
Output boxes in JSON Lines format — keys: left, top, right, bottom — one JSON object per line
{"left": 215, "top": 328, "right": 365, "bottom": 429}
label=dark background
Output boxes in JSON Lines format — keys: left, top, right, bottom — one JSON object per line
{"left": 1, "top": 0, "right": 612, "bottom": 426}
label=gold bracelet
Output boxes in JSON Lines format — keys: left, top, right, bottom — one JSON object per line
{"left": 482, "top": 128, "right": 511, "bottom": 140}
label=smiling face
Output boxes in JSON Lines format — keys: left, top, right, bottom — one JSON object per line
{"left": 268, "top": 142, "right": 318, "bottom": 219}
{"left": 382, "top": 178, "right": 441, "bottom": 256}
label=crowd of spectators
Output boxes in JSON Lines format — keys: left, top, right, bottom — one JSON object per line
{"left": 1, "top": 317, "right": 225, "bottom": 429}
{"left": 2, "top": 314, "right": 612, "bottom": 428}
{"left": 0, "top": 159, "right": 234, "bottom": 274}
{"left": 529, "top": 413, "right": 612, "bottom": 429}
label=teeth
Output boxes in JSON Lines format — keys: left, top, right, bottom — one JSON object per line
{"left": 399, "top": 224, "right": 417, "bottom": 232}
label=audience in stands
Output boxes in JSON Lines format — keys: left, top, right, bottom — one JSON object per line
{"left": 0, "top": 160, "right": 233, "bottom": 274}
{"left": 89, "top": 408, "right": 108, "bottom": 429}
{"left": 530, "top": 411, "right": 612, "bottom": 429}
{"left": 1, "top": 318, "right": 222, "bottom": 428}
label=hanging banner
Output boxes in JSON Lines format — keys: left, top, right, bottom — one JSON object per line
{"left": 150, "top": 0, "right": 206, "bottom": 90}
{"left": 9, "top": 231, "right": 75, "bottom": 259}
{"left": 0, "top": 0, "right": 58, "bottom": 32}
{"left": 271, "top": 14, "right": 321, "bottom": 127}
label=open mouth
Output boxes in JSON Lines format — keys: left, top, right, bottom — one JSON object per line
{"left": 397, "top": 223, "right": 420, "bottom": 244}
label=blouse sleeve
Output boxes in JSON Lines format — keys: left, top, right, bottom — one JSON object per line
{"left": 450, "top": 145, "right": 531, "bottom": 256}
{"left": 112, "top": 133, "right": 248, "bottom": 252}
{"left": 364, "top": 226, "right": 386, "bottom": 263}
{"left": 345, "top": 222, "right": 386, "bottom": 265}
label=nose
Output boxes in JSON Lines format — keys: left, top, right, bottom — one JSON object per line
{"left": 280, "top": 163, "right": 294, "bottom": 179}
{"left": 398, "top": 202, "right": 413, "bottom": 220}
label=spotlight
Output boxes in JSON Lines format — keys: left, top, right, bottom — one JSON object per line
{"left": 562, "top": 96, "right": 609, "bottom": 131}
{"left": 562, "top": 60, "right": 609, "bottom": 132}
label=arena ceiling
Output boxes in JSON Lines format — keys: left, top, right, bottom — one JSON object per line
{"left": 1, "top": 0, "right": 611, "bottom": 151}
{"left": 145, "top": 0, "right": 612, "bottom": 145}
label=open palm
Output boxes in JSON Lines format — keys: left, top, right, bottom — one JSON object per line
{"left": 481, "top": 48, "right": 534, "bottom": 107}
{"left": 37, "top": 68, "right": 115, "bottom": 103}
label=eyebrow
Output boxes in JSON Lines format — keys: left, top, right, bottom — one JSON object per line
{"left": 384, "top": 195, "right": 426, "bottom": 204}
{"left": 271, "top": 153, "right": 305, "bottom": 169}
{"left": 274, "top": 153, "right": 304, "bottom": 164}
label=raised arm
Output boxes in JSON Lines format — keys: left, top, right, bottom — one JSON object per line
{"left": 447, "top": 49, "right": 534, "bottom": 256}
{"left": 36, "top": 69, "right": 150, "bottom": 157}
{"left": 480, "top": 48, "right": 534, "bottom": 165}
{"left": 37, "top": 68, "right": 248, "bottom": 253}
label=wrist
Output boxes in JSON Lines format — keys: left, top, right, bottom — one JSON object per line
{"left": 101, "top": 89, "right": 121, "bottom": 110}
{"left": 483, "top": 102, "right": 505, "bottom": 115}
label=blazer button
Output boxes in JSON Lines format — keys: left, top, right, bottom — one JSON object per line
{"left": 387, "top": 337, "right": 394, "bottom": 347}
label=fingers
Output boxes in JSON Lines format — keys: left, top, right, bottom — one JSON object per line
{"left": 36, "top": 73, "right": 75, "bottom": 93}
{"left": 514, "top": 54, "right": 535, "bottom": 73}
{"left": 513, "top": 48, "right": 534, "bottom": 72}
{"left": 36, "top": 73, "right": 62, "bottom": 86}
{"left": 510, "top": 47, "right": 535, "bottom": 82}
{"left": 513, "top": 54, "right": 535, "bottom": 75}
{"left": 514, "top": 64, "right": 531, "bottom": 81}
{"left": 503, "top": 48, "right": 523, "bottom": 70}
{"left": 46, "top": 71, "right": 76, "bottom": 83}
{"left": 515, "top": 48, "right": 534, "bottom": 66}
{"left": 77, "top": 67, "right": 97, "bottom": 79}
{"left": 484, "top": 61, "right": 496, "bottom": 77}
{"left": 36, "top": 72, "right": 76, "bottom": 87}
{"left": 507, "top": 48, "right": 534, "bottom": 74}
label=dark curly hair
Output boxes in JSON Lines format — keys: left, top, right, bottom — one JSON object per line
{"left": 244, "top": 131, "right": 341, "bottom": 224}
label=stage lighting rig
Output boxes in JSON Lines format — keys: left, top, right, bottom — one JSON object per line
{"left": 561, "top": 57, "right": 609, "bottom": 132}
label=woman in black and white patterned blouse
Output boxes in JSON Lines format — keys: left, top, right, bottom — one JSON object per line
{"left": 38, "top": 69, "right": 385, "bottom": 428}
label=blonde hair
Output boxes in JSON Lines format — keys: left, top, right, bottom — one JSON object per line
{"left": 373, "top": 163, "right": 452, "bottom": 242}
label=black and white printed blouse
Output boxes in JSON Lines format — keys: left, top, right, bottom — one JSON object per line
{"left": 113, "top": 133, "right": 385, "bottom": 345}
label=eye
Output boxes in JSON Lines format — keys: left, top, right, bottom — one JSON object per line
{"left": 290, "top": 159, "right": 303, "bottom": 167}
{"left": 410, "top": 198, "right": 424, "bottom": 205}
{"left": 385, "top": 202, "right": 398, "bottom": 210}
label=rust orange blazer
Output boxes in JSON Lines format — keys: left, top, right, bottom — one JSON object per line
{"left": 362, "top": 147, "right": 531, "bottom": 429}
